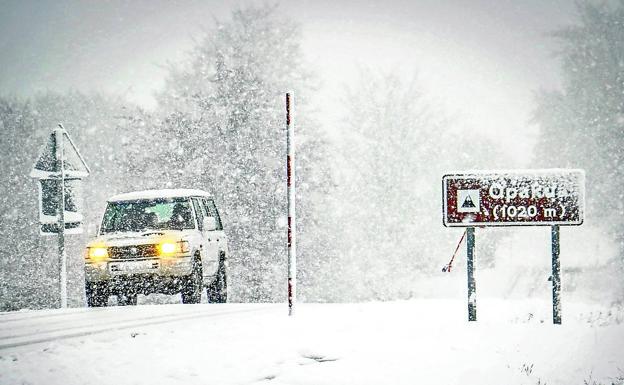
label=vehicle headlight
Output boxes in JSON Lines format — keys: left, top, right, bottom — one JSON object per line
{"left": 88, "top": 247, "right": 108, "bottom": 260}
{"left": 159, "top": 241, "right": 189, "bottom": 256}
{"left": 160, "top": 242, "right": 176, "bottom": 254}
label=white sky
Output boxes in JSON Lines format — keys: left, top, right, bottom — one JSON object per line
{"left": 0, "top": 0, "right": 578, "bottom": 164}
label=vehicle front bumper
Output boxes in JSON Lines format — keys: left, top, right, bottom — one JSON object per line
{"left": 85, "top": 256, "right": 193, "bottom": 283}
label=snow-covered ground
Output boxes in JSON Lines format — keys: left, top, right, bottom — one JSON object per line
{"left": 1, "top": 299, "right": 622, "bottom": 385}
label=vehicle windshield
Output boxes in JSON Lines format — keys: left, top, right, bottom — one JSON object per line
{"left": 101, "top": 198, "right": 195, "bottom": 233}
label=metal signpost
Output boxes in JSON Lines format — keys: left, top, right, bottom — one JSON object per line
{"left": 30, "top": 124, "right": 90, "bottom": 308}
{"left": 442, "top": 170, "right": 585, "bottom": 324}
{"left": 286, "top": 93, "right": 296, "bottom": 316}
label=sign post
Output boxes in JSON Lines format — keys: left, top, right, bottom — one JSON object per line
{"left": 442, "top": 170, "right": 584, "bottom": 324}
{"left": 466, "top": 227, "right": 476, "bottom": 321}
{"left": 31, "top": 124, "right": 89, "bottom": 308}
{"left": 551, "top": 225, "right": 561, "bottom": 324}
{"left": 55, "top": 128, "right": 67, "bottom": 308}
{"left": 286, "top": 93, "right": 296, "bottom": 316}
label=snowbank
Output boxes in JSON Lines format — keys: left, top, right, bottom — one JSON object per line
{"left": 0, "top": 300, "right": 622, "bottom": 385}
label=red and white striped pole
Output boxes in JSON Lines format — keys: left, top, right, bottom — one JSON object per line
{"left": 286, "top": 92, "right": 296, "bottom": 316}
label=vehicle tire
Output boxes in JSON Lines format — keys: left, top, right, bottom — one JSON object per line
{"left": 86, "top": 281, "right": 109, "bottom": 307}
{"left": 117, "top": 291, "right": 138, "bottom": 306}
{"left": 207, "top": 252, "right": 227, "bottom": 303}
{"left": 181, "top": 255, "right": 202, "bottom": 304}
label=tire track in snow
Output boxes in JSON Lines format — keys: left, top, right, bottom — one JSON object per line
{"left": 0, "top": 305, "right": 275, "bottom": 350}
{"left": 1, "top": 305, "right": 215, "bottom": 339}
{"left": 0, "top": 308, "right": 99, "bottom": 323}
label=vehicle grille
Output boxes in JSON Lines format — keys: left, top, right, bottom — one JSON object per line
{"left": 108, "top": 244, "right": 158, "bottom": 259}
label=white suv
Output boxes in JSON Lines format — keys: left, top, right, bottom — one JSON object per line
{"left": 84, "top": 189, "right": 228, "bottom": 306}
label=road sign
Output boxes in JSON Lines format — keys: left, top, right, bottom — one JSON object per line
{"left": 443, "top": 170, "right": 585, "bottom": 227}
{"left": 442, "top": 169, "right": 585, "bottom": 325}
{"left": 30, "top": 129, "right": 89, "bottom": 179}
{"left": 38, "top": 178, "right": 84, "bottom": 234}
{"left": 31, "top": 127, "right": 90, "bottom": 235}
{"left": 30, "top": 124, "right": 89, "bottom": 308}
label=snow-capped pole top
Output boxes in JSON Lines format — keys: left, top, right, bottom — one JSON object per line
{"left": 108, "top": 189, "right": 213, "bottom": 202}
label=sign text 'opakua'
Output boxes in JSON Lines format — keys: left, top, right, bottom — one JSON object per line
{"left": 443, "top": 170, "right": 585, "bottom": 227}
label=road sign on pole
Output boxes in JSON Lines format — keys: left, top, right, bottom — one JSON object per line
{"left": 31, "top": 125, "right": 90, "bottom": 235}
{"left": 442, "top": 170, "right": 584, "bottom": 324}
{"left": 31, "top": 124, "right": 89, "bottom": 308}
{"left": 443, "top": 170, "right": 584, "bottom": 227}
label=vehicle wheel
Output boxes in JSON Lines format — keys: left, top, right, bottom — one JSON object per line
{"left": 207, "top": 252, "right": 227, "bottom": 303}
{"left": 86, "top": 281, "right": 109, "bottom": 307}
{"left": 181, "top": 255, "right": 202, "bottom": 304}
{"left": 117, "top": 291, "right": 138, "bottom": 306}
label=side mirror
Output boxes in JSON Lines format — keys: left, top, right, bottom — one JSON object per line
{"left": 203, "top": 217, "right": 217, "bottom": 231}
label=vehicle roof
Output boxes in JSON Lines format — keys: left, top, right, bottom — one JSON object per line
{"left": 108, "top": 189, "right": 212, "bottom": 202}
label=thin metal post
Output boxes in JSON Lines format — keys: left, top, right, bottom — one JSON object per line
{"left": 55, "top": 125, "right": 67, "bottom": 308}
{"left": 551, "top": 225, "right": 561, "bottom": 325}
{"left": 466, "top": 227, "right": 476, "bottom": 321}
{"left": 286, "top": 93, "right": 296, "bottom": 316}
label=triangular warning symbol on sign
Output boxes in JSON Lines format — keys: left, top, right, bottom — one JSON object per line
{"left": 30, "top": 125, "right": 90, "bottom": 179}
{"left": 462, "top": 195, "right": 476, "bottom": 208}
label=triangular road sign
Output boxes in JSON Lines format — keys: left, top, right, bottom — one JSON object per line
{"left": 30, "top": 125, "right": 90, "bottom": 179}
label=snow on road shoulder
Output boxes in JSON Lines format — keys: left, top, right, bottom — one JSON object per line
{"left": 0, "top": 300, "right": 622, "bottom": 385}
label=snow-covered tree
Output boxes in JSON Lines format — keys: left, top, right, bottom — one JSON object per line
{"left": 333, "top": 70, "right": 501, "bottom": 300}
{"left": 156, "top": 6, "right": 334, "bottom": 302}
{"left": 533, "top": 2, "right": 624, "bottom": 260}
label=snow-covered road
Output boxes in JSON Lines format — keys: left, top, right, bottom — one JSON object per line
{"left": 0, "top": 300, "right": 622, "bottom": 385}
{"left": 0, "top": 303, "right": 269, "bottom": 350}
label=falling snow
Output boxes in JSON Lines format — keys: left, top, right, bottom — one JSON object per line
{"left": 0, "top": 2, "right": 623, "bottom": 385}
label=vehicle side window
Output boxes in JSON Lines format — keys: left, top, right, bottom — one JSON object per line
{"left": 202, "top": 199, "right": 223, "bottom": 230}
{"left": 191, "top": 198, "right": 205, "bottom": 231}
